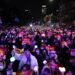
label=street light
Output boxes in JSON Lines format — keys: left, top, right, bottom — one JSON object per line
{"left": 49, "top": 0, "right": 53, "bottom": 2}
{"left": 42, "top": 5, "right": 47, "bottom": 8}
{"left": 42, "top": 5, "right": 47, "bottom": 15}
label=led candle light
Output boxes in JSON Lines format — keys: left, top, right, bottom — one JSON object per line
{"left": 10, "top": 57, "right": 16, "bottom": 62}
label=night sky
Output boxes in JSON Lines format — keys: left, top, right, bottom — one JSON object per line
{"left": 0, "top": 0, "right": 42, "bottom": 17}
{"left": 0, "top": 0, "right": 75, "bottom": 19}
{"left": 0, "top": 0, "right": 59, "bottom": 15}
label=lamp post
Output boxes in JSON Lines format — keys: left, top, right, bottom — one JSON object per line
{"left": 41, "top": 5, "right": 47, "bottom": 24}
{"left": 49, "top": 0, "right": 54, "bottom": 2}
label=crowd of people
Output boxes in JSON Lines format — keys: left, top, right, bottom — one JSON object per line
{"left": 0, "top": 25, "right": 74, "bottom": 75}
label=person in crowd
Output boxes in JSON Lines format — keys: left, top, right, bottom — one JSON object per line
{"left": 0, "top": 25, "right": 75, "bottom": 75}
{"left": 20, "top": 64, "right": 33, "bottom": 75}
{"left": 0, "top": 47, "right": 6, "bottom": 75}
{"left": 41, "top": 59, "right": 61, "bottom": 75}
{"left": 18, "top": 44, "right": 39, "bottom": 75}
